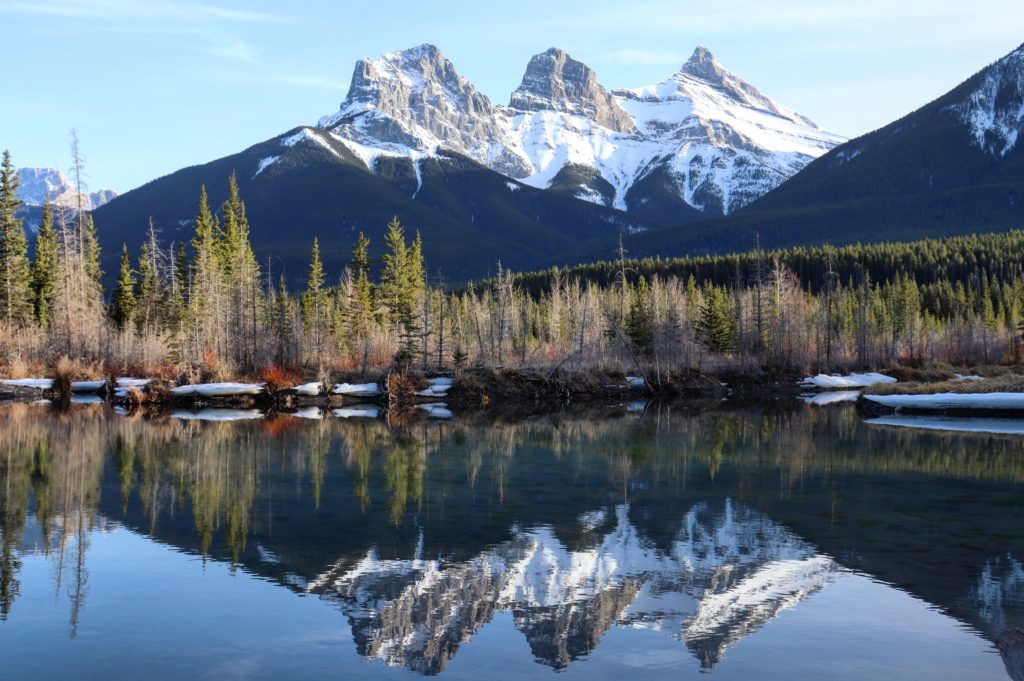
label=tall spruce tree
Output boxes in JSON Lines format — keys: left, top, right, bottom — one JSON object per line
{"left": 349, "top": 232, "right": 374, "bottom": 337}
{"left": 136, "top": 239, "right": 161, "bottom": 331}
{"left": 31, "top": 199, "right": 58, "bottom": 329}
{"left": 625, "top": 276, "right": 654, "bottom": 353}
{"left": 0, "top": 151, "right": 32, "bottom": 327}
{"left": 302, "top": 237, "right": 327, "bottom": 361}
{"left": 698, "top": 285, "right": 738, "bottom": 353}
{"left": 110, "top": 244, "right": 137, "bottom": 329}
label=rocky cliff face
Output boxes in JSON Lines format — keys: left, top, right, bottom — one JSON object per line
{"left": 317, "top": 44, "right": 843, "bottom": 218}
{"left": 508, "top": 48, "right": 635, "bottom": 133}
{"left": 318, "top": 43, "right": 530, "bottom": 177}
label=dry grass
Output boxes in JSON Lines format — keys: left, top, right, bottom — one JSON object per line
{"left": 865, "top": 372, "right": 1024, "bottom": 395}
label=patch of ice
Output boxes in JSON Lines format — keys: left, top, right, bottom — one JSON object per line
{"left": 171, "top": 382, "right": 265, "bottom": 397}
{"left": 117, "top": 378, "right": 150, "bottom": 388}
{"left": 333, "top": 382, "right": 382, "bottom": 397}
{"left": 1, "top": 378, "right": 53, "bottom": 390}
{"left": 865, "top": 392, "right": 1024, "bottom": 411}
{"left": 626, "top": 375, "right": 647, "bottom": 389}
{"left": 411, "top": 157, "right": 423, "bottom": 199}
{"left": 866, "top": 415, "right": 1024, "bottom": 435}
{"left": 416, "top": 377, "right": 453, "bottom": 397}
{"left": 800, "top": 372, "right": 896, "bottom": 390}
{"left": 953, "top": 374, "right": 986, "bottom": 382}
{"left": 505, "top": 181, "right": 521, "bottom": 192}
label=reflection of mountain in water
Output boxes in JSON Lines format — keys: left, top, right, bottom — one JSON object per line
{"left": 969, "top": 555, "right": 1024, "bottom": 634}
{"left": 307, "top": 500, "right": 837, "bottom": 674}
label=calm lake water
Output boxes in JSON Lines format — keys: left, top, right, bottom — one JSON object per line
{"left": 0, "top": 399, "right": 1022, "bottom": 680}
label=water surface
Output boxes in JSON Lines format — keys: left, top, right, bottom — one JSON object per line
{"left": 0, "top": 400, "right": 1021, "bottom": 679}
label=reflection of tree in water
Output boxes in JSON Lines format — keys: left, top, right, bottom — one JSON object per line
{"left": 0, "top": 405, "right": 107, "bottom": 634}
{"left": 0, "top": 401, "right": 1023, "bottom": 655}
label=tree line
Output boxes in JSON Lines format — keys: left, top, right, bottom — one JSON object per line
{"left": 2, "top": 147, "right": 1024, "bottom": 380}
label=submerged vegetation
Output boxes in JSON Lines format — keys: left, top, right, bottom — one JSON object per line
{"left": 2, "top": 146, "right": 1024, "bottom": 384}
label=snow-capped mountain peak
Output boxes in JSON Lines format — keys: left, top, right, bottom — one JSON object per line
{"left": 317, "top": 44, "right": 845, "bottom": 217}
{"left": 672, "top": 45, "right": 817, "bottom": 128}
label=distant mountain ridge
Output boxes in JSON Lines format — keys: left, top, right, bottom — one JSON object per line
{"left": 17, "top": 167, "right": 117, "bottom": 211}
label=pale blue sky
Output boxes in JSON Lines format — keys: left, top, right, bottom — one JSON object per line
{"left": 3, "top": 0, "right": 1023, "bottom": 192}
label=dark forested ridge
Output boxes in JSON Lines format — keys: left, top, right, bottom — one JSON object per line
{"left": 508, "top": 230, "right": 1024, "bottom": 294}
{"left": 90, "top": 127, "right": 656, "bottom": 287}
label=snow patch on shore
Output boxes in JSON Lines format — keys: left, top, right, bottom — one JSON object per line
{"left": 292, "top": 382, "right": 322, "bottom": 396}
{"left": 800, "top": 372, "right": 895, "bottom": 389}
{"left": 333, "top": 382, "right": 382, "bottom": 397}
{"left": 171, "top": 382, "right": 265, "bottom": 397}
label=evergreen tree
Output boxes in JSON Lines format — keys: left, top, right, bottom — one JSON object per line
{"left": 380, "top": 217, "right": 420, "bottom": 350}
{"left": 110, "top": 244, "right": 137, "bottom": 329}
{"left": 30, "top": 199, "right": 58, "bottom": 329}
{"left": 0, "top": 150, "right": 32, "bottom": 327}
{"left": 301, "top": 237, "right": 325, "bottom": 331}
{"left": 301, "top": 237, "right": 328, "bottom": 362}
{"left": 83, "top": 215, "right": 103, "bottom": 288}
{"left": 136, "top": 239, "right": 161, "bottom": 331}
{"left": 191, "top": 185, "right": 216, "bottom": 269}
{"left": 348, "top": 232, "right": 374, "bottom": 337}
{"left": 698, "top": 285, "right": 737, "bottom": 353}
{"left": 625, "top": 276, "right": 654, "bottom": 353}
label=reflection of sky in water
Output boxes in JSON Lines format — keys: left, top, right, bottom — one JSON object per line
{"left": 0, "top": 402, "right": 1022, "bottom": 680}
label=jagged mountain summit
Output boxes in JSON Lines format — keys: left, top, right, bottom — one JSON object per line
{"left": 618, "top": 41, "right": 1024, "bottom": 256}
{"left": 17, "top": 167, "right": 117, "bottom": 211}
{"left": 316, "top": 43, "right": 844, "bottom": 220}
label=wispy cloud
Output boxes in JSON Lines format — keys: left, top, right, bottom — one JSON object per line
{"left": 3, "top": 0, "right": 282, "bottom": 23}
{"left": 2, "top": 0, "right": 280, "bottom": 63}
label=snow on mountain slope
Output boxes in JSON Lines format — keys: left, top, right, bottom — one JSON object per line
{"left": 953, "top": 43, "right": 1024, "bottom": 157}
{"left": 17, "top": 167, "right": 117, "bottom": 210}
{"left": 317, "top": 44, "right": 845, "bottom": 217}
